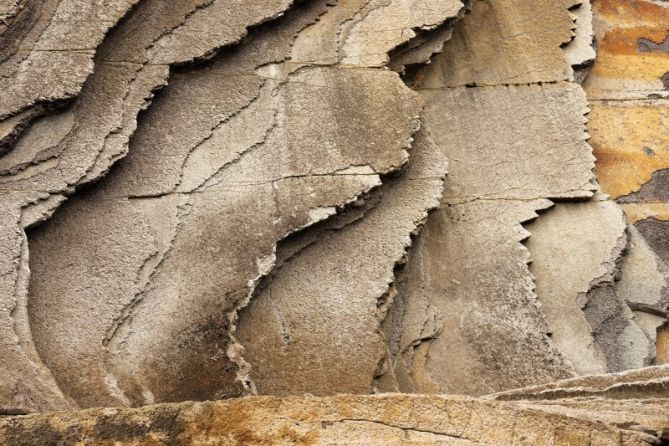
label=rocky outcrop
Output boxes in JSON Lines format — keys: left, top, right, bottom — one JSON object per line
{"left": 22, "top": 0, "right": 468, "bottom": 409}
{"left": 0, "top": 0, "right": 668, "bottom": 443}
{"left": 1, "top": 393, "right": 666, "bottom": 446}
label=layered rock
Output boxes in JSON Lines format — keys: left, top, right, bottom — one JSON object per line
{"left": 382, "top": 0, "right": 667, "bottom": 397}
{"left": 0, "top": 1, "right": 667, "bottom": 442}
{"left": 0, "top": 0, "right": 141, "bottom": 149}
{"left": 237, "top": 123, "right": 447, "bottom": 396}
{"left": 20, "top": 0, "right": 467, "bottom": 409}
{"left": 0, "top": 0, "right": 313, "bottom": 413}
{"left": 385, "top": 0, "right": 590, "bottom": 395}
{"left": 584, "top": 0, "right": 669, "bottom": 355}
{"left": 0, "top": 394, "right": 665, "bottom": 445}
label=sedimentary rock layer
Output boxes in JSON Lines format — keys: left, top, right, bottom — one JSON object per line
{"left": 385, "top": 0, "right": 667, "bottom": 398}
{"left": 237, "top": 123, "right": 446, "bottom": 396}
{"left": 389, "top": 81, "right": 597, "bottom": 395}
{"left": 0, "top": 0, "right": 314, "bottom": 413}
{"left": 526, "top": 198, "right": 655, "bottom": 374}
{"left": 0, "top": 0, "right": 140, "bottom": 137}
{"left": 20, "top": 0, "right": 466, "bottom": 409}
{"left": 584, "top": 0, "right": 669, "bottom": 345}
{"left": 1, "top": 1, "right": 668, "bottom": 437}
{"left": 418, "top": 0, "right": 586, "bottom": 88}
{"left": 491, "top": 364, "right": 669, "bottom": 401}
{"left": 0, "top": 394, "right": 663, "bottom": 446}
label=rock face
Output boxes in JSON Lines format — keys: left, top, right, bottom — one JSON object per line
{"left": 0, "top": 0, "right": 668, "bottom": 444}
{"left": 583, "top": 0, "right": 669, "bottom": 363}
{"left": 1, "top": 393, "right": 666, "bottom": 446}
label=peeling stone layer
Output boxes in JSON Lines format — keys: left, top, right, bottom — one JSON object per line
{"left": 0, "top": 0, "right": 668, "bottom": 432}
{"left": 17, "top": 0, "right": 465, "bottom": 409}
{"left": 0, "top": 0, "right": 313, "bottom": 413}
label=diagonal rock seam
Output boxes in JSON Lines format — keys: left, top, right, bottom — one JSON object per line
{"left": 0, "top": 0, "right": 324, "bottom": 412}
{"left": 16, "top": 0, "right": 469, "bottom": 409}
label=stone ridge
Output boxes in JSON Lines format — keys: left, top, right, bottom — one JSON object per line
{"left": 0, "top": 394, "right": 664, "bottom": 445}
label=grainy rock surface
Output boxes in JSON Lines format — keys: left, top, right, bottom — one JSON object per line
{"left": 0, "top": 0, "right": 668, "bottom": 443}
{"left": 0, "top": 394, "right": 664, "bottom": 446}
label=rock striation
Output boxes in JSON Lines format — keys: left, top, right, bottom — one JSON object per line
{"left": 0, "top": 0, "right": 667, "bottom": 444}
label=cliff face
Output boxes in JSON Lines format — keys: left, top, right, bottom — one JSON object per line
{"left": 0, "top": 0, "right": 668, "bottom": 444}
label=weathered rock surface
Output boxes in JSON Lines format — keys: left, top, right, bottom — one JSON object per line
{"left": 585, "top": 0, "right": 669, "bottom": 273}
{"left": 419, "top": 0, "right": 585, "bottom": 88}
{"left": 237, "top": 123, "right": 447, "bottom": 396}
{"left": 0, "top": 0, "right": 307, "bottom": 413}
{"left": 1, "top": 0, "right": 668, "bottom": 442}
{"left": 0, "top": 0, "right": 140, "bottom": 141}
{"left": 581, "top": 0, "right": 669, "bottom": 358}
{"left": 0, "top": 394, "right": 663, "bottom": 446}
{"left": 526, "top": 198, "right": 654, "bottom": 374}
{"left": 385, "top": 0, "right": 668, "bottom": 399}
{"left": 491, "top": 364, "right": 669, "bottom": 401}
{"left": 19, "top": 0, "right": 467, "bottom": 409}
{"left": 388, "top": 80, "right": 597, "bottom": 395}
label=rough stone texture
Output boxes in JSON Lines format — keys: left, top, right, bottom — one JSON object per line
{"left": 584, "top": 0, "right": 669, "bottom": 100}
{"left": 564, "top": 0, "right": 596, "bottom": 73}
{"left": 237, "top": 124, "right": 446, "bottom": 396}
{"left": 1, "top": 0, "right": 668, "bottom": 442}
{"left": 0, "top": 0, "right": 316, "bottom": 414}
{"left": 618, "top": 225, "right": 669, "bottom": 342}
{"left": 0, "top": 0, "right": 140, "bottom": 135}
{"left": 418, "top": 0, "right": 584, "bottom": 88}
{"left": 0, "top": 394, "right": 662, "bottom": 446}
{"left": 518, "top": 398, "right": 669, "bottom": 440}
{"left": 526, "top": 198, "right": 655, "bottom": 374}
{"left": 0, "top": 1, "right": 306, "bottom": 408}
{"left": 388, "top": 199, "right": 573, "bottom": 396}
{"left": 580, "top": 0, "right": 669, "bottom": 358}
{"left": 585, "top": 0, "right": 669, "bottom": 272}
{"left": 19, "top": 0, "right": 466, "bottom": 410}
{"left": 589, "top": 100, "right": 669, "bottom": 201}
{"left": 491, "top": 364, "right": 669, "bottom": 401}
{"left": 388, "top": 81, "right": 597, "bottom": 396}
{"left": 381, "top": 0, "right": 668, "bottom": 399}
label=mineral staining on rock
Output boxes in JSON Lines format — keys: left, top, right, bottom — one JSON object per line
{"left": 1, "top": 394, "right": 665, "bottom": 446}
{"left": 0, "top": 0, "right": 668, "bottom": 442}
{"left": 384, "top": 0, "right": 668, "bottom": 397}
{"left": 583, "top": 0, "right": 669, "bottom": 340}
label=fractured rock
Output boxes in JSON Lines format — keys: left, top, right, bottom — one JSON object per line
{"left": 0, "top": 0, "right": 308, "bottom": 413}
{"left": 237, "top": 124, "right": 447, "bottom": 396}
{"left": 585, "top": 0, "right": 669, "bottom": 274}
{"left": 0, "top": 0, "right": 140, "bottom": 132}
{"left": 418, "top": 0, "right": 585, "bottom": 88}
{"left": 0, "top": 0, "right": 667, "bottom": 434}
{"left": 617, "top": 225, "right": 669, "bottom": 346}
{"left": 526, "top": 197, "right": 654, "bottom": 374}
{"left": 0, "top": 394, "right": 660, "bottom": 446}
{"left": 388, "top": 83, "right": 597, "bottom": 395}
{"left": 24, "top": 0, "right": 465, "bottom": 408}
{"left": 491, "top": 364, "right": 669, "bottom": 401}
{"left": 563, "top": 0, "right": 596, "bottom": 72}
